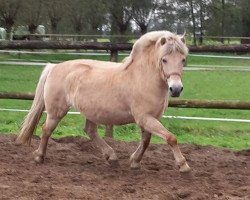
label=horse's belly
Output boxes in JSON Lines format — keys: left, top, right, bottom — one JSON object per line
{"left": 82, "top": 106, "right": 135, "bottom": 125}
{"left": 73, "top": 91, "right": 134, "bottom": 125}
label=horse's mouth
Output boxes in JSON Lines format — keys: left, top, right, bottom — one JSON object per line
{"left": 170, "top": 92, "right": 181, "bottom": 97}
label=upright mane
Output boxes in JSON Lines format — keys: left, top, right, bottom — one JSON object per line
{"left": 121, "top": 31, "right": 188, "bottom": 69}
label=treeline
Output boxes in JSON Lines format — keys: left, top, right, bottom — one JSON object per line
{"left": 0, "top": 0, "right": 249, "bottom": 44}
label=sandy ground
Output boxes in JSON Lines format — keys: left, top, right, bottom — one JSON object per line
{"left": 0, "top": 134, "right": 249, "bottom": 200}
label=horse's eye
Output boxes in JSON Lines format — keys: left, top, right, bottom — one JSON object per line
{"left": 162, "top": 58, "right": 167, "bottom": 64}
{"left": 182, "top": 58, "right": 186, "bottom": 63}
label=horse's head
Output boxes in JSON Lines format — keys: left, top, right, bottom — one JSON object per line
{"left": 156, "top": 34, "right": 188, "bottom": 97}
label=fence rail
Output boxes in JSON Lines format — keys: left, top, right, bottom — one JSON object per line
{"left": 1, "top": 92, "right": 250, "bottom": 110}
{"left": 1, "top": 40, "right": 250, "bottom": 52}
{"left": 10, "top": 33, "right": 250, "bottom": 40}
{"left": 1, "top": 40, "right": 250, "bottom": 62}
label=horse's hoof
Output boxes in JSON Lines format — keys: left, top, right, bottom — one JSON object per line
{"left": 33, "top": 150, "right": 44, "bottom": 164}
{"left": 130, "top": 161, "right": 141, "bottom": 170}
{"left": 34, "top": 155, "right": 44, "bottom": 164}
{"left": 179, "top": 162, "right": 191, "bottom": 173}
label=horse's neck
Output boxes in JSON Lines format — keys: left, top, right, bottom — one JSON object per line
{"left": 121, "top": 53, "right": 167, "bottom": 94}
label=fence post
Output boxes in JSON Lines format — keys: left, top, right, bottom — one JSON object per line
{"left": 110, "top": 50, "right": 118, "bottom": 62}
{"left": 105, "top": 125, "right": 114, "bottom": 138}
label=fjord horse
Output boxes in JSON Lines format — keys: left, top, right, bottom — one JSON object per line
{"left": 16, "top": 31, "right": 190, "bottom": 172}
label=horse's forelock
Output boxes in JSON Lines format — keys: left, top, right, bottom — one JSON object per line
{"left": 160, "top": 35, "right": 188, "bottom": 56}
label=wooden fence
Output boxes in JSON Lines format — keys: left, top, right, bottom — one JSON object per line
{"left": 1, "top": 92, "right": 250, "bottom": 137}
{"left": 1, "top": 40, "right": 250, "bottom": 137}
{"left": 1, "top": 40, "right": 250, "bottom": 62}
{"left": 1, "top": 92, "right": 250, "bottom": 110}
{"left": 10, "top": 33, "right": 250, "bottom": 44}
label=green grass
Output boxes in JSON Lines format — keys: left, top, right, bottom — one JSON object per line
{"left": 182, "top": 71, "right": 250, "bottom": 100}
{"left": 188, "top": 54, "right": 250, "bottom": 67}
{"left": 0, "top": 65, "right": 41, "bottom": 92}
{"left": 0, "top": 52, "right": 112, "bottom": 63}
{"left": 0, "top": 53, "right": 250, "bottom": 150}
{"left": 0, "top": 108, "right": 249, "bottom": 150}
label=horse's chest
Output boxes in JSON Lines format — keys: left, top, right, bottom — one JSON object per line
{"left": 134, "top": 91, "right": 168, "bottom": 119}
{"left": 150, "top": 98, "right": 167, "bottom": 118}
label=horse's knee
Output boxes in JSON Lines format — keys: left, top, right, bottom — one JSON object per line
{"left": 166, "top": 134, "right": 177, "bottom": 146}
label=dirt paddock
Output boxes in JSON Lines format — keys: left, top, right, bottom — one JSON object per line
{"left": 0, "top": 134, "right": 249, "bottom": 200}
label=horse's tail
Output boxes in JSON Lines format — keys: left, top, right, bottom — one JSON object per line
{"left": 16, "top": 63, "right": 55, "bottom": 145}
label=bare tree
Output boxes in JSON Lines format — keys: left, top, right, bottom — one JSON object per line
{"left": 18, "top": 0, "right": 44, "bottom": 36}
{"left": 67, "top": 0, "right": 88, "bottom": 35}
{"left": 0, "top": 0, "right": 21, "bottom": 39}
{"left": 241, "top": 0, "right": 250, "bottom": 44}
{"left": 44, "top": 0, "right": 66, "bottom": 34}
{"left": 198, "top": 0, "right": 205, "bottom": 45}
{"left": 131, "top": 0, "right": 158, "bottom": 35}
{"left": 188, "top": 0, "right": 197, "bottom": 45}
{"left": 220, "top": 0, "right": 225, "bottom": 43}
{"left": 106, "top": 0, "right": 133, "bottom": 41}
{"left": 84, "top": 0, "right": 108, "bottom": 35}
{"left": 149, "top": 0, "right": 190, "bottom": 37}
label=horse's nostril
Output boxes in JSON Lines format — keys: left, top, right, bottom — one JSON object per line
{"left": 170, "top": 87, "right": 173, "bottom": 92}
{"left": 180, "top": 87, "right": 183, "bottom": 92}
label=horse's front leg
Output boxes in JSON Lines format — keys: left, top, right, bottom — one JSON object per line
{"left": 84, "top": 119, "right": 118, "bottom": 167}
{"left": 130, "top": 128, "right": 151, "bottom": 169}
{"left": 136, "top": 115, "right": 191, "bottom": 172}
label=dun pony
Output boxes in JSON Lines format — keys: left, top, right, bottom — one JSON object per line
{"left": 16, "top": 31, "right": 190, "bottom": 172}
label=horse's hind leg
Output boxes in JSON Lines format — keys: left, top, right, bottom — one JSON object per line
{"left": 130, "top": 128, "right": 151, "bottom": 169}
{"left": 33, "top": 113, "right": 66, "bottom": 163}
{"left": 84, "top": 119, "right": 118, "bottom": 167}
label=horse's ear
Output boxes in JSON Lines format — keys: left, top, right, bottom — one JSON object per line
{"left": 160, "top": 37, "right": 166, "bottom": 45}
{"left": 180, "top": 31, "right": 186, "bottom": 43}
{"left": 181, "top": 37, "right": 186, "bottom": 44}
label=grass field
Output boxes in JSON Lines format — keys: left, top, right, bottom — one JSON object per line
{"left": 0, "top": 52, "right": 250, "bottom": 150}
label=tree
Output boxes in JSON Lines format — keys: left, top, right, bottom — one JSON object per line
{"left": 241, "top": 0, "right": 250, "bottom": 43}
{"left": 83, "top": 0, "right": 108, "bottom": 35}
{"left": 206, "top": 0, "right": 242, "bottom": 42}
{"left": 150, "top": 0, "right": 176, "bottom": 31}
{"left": 106, "top": 0, "right": 133, "bottom": 41}
{"left": 221, "top": 0, "right": 225, "bottom": 43}
{"left": 182, "top": 0, "right": 210, "bottom": 45}
{"left": 18, "top": 0, "right": 45, "bottom": 36}
{"left": 0, "top": 0, "right": 21, "bottom": 39}
{"left": 198, "top": 0, "right": 205, "bottom": 45}
{"left": 131, "top": 0, "right": 158, "bottom": 35}
{"left": 188, "top": 0, "right": 197, "bottom": 45}
{"left": 44, "top": 0, "right": 66, "bottom": 34}
{"left": 67, "top": 0, "right": 88, "bottom": 35}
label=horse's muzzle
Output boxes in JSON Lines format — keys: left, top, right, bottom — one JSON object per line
{"left": 169, "top": 84, "right": 183, "bottom": 97}
{"left": 165, "top": 73, "right": 183, "bottom": 97}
